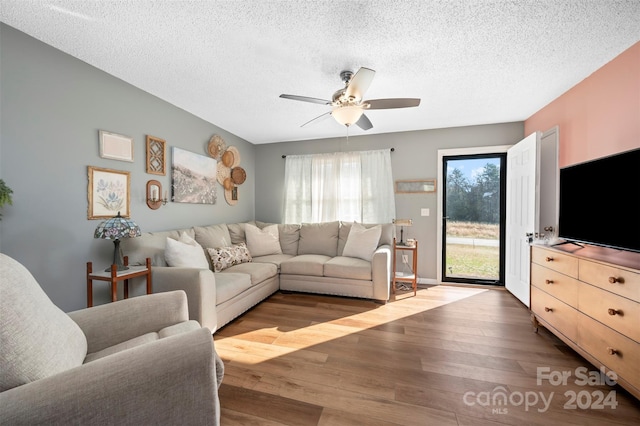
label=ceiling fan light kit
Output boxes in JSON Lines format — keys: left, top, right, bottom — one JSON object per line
{"left": 332, "top": 104, "right": 365, "bottom": 127}
{"left": 280, "top": 67, "right": 420, "bottom": 130}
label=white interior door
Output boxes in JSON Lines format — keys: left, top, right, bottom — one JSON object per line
{"left": 505, "top": 132, "right": 540, "bottom": 307}
{"left": 539, "top": 127, "right": 559, "bottom": 235}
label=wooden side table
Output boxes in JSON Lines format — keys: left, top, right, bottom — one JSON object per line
{"left": 87, "top": 257, "right": 152, "bottom": 307}
{"left": 392, "top": 238, "right": 418, "bottom": 296}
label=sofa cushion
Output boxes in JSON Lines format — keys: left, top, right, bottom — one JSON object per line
{"left": 215, "top": 272, "right": 252, "bottom": 304}
{"left": 194, "top": 224, "right": 232, "bottom": 250}
{"left": 255, "top": 221, "right": 301, "bottom": 256}
{"left": 378, "top": 223, "right": 395, "bottom": 246}
{"left": 245, "top": 224, "right": 283, "bottom": 257}
{"left": 278, "top": 224, "right": 301, "bottom": 255}
{"left": 324, "top": 256, "right": 372, "bottom": 281}
{"left": 227, "top": 221, "right": 256, "bottom": 245}
{"left": 221, "top": 262, "right": 278, "bottom": 286}
{"left": 338, "top": 222, "right": 394, "bottom": 255}
{"left": 207, "top": 243, "right": 252, "bottom": 272}
{"left": 252, "top": 254, "right": 295, "bottom": 271}
{"left": 164, "top": 233, "right": 210, "bottom": 269}
{"left": 342, "top": 223, "right": 382, "bottom": 261}
{"left": 297, "top": 221, "right": 339, "bottom": 257}
{"left": 0, "top": 254, "right": 88, "bottom": 392}
{"left": 280, "top": 254, "right": 331, "bottom": 277}
{"left": 122, "top": 227, "right": 195, "bottom": 266}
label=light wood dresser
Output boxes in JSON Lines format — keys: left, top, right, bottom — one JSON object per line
{"left": 530, "top": 244, "right": 640, "bottom": 400}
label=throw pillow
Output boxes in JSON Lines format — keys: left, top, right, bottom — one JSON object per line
{"left": 164, "top": 233, "right": 210, "bottom": 269}
{"left": 245, "top": 224, "right": 282, "bottom": 257}
{"left": 194, "top": 224, "right": 232, "bottom": 250}
{"left": 342, "top": 222, "right": 382, "bottom": 261}
{"left": 1, "top": 254, "right": 88, "bottom": 392}
{"left": 298, "top": 221, "right": 340, "bottom": 257}
{"left": 207, "top": 243, "right": 252, "bottom": 272}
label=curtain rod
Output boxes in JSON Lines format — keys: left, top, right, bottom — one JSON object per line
{"left": 282, "top": 147, "right": 395, "bottom": 158}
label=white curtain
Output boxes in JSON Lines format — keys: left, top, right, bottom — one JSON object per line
{"left": 283, "top": 149, "right": 395, "bottom": 224}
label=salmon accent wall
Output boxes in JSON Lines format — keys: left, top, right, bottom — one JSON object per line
{"left": 525, "top": 41, "right": 640, "bottom": 168}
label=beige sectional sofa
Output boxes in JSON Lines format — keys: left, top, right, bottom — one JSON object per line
{"left": 122, "top": 221, "right": 393, "bottom": 332}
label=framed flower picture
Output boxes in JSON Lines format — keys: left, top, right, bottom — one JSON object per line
{"left": 88, "top": 166, "right": 131, "bottom": 219}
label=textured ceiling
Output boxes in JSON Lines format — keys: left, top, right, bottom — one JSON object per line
{"left": 1, "top": 1, "right": 639, "bottom": 144}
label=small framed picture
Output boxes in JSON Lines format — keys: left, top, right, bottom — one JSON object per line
{"left": 99, "top": 130, "right": 134, "bottom": 162}
{"left": 88, "top": 166, "right": 131, "bottom": 219}
{"left": 395, "top": 179, "right": 437, "bottom": 193}
{"left": 146, "top": 135, "right": 166, "bottom": 175}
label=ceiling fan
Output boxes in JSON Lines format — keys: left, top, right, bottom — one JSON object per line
{"left": 279, "top": 67, "right": 420, "bottom": 130}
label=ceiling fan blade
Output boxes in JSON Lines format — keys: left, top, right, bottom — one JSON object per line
{"left": 355, "top": 114, "right": 373, "bottom": 131}
{"left": 301, "top": 111, "right": 331, "bottom": 127}
{"left": 345, "top": 67, "right": 375, "bottom": 100}
{"left": 366, "top": 98, "right": 421, "bottom": 110}
{"left": 280, "top": 94, "right": 330, "bottom": 105}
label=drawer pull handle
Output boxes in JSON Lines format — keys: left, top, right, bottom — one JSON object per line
{"left": 544, "top": 307, "right": 553, "bottom": 312}
{"left": 545, "top": 257, "right": 554, "bottom": 262}
{"left": 608, "top": 276, "right": 623, "bottom": 284}
{"left": 607, "top": 308, "right": 621, "bottom": 316}
{"left": 545, "top": 279, "right": 554, "bottom": 285}
{"left": 607, "top": 347, "right": 618, "bottom": 356}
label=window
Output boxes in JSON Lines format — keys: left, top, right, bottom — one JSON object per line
{"left": 283, "top": 149, "right": 395, "bottom": 224}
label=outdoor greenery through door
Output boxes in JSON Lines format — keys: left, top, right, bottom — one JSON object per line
{"left": 443, "top": 153, "right": 506, "bottom": 284}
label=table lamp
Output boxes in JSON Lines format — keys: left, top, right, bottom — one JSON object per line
{"left": 393, "top": 219, "right": 412, "bottom": 245}
{"left": 94, "top": 211, "right": 141, "bottom": 272}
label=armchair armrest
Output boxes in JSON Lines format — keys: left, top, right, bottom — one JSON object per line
{"left": 151, "top": 266, "right": 218, "bottom": 332}
{"left": 0, "top": 328, "right": 221, "bottom": 426}
{"left": 371, "top": 244, "right": 392, "bottom": 302}
{"left": 68, "top": 290, "right": 189, "bottom": 354}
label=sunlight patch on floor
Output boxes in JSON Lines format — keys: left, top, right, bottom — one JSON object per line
{"left": 216, "top": 286, "right": 490, "bottom": 364}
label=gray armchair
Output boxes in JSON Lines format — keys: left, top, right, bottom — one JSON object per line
{"left": 0, "top": 253, "right": 223, "bottom": 425}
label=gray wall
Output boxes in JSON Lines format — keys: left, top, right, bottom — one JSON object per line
{"left": 0, "top": 24, "right": 255, "bottom": 311}
{"left": 1, "top": 23, "right": 525, "bottom": 312}
{"left": 255, "top": 122, "right": 524, "bottom": 282}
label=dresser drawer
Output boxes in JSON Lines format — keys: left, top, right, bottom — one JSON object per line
{"left": 579, "top": 259, "right": 640, "bottom": 302}
{"left": 531, "top": 263, "right": 579, "bottom": 307}
{"left": 578, "top": 282, "right": 640, "bottom": 342}
{"left": 577, "top": 312, "right": 640, "bottom": 391}
{"left": 531, "top": 246, "right": 578, "bottom": 278}
{"left": 531, "top": 286, "right": 578, "bottom": 342}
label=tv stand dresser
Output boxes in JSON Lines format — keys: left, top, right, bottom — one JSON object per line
{"left": 530, "top": 244, "right": 639, "bottom": 400}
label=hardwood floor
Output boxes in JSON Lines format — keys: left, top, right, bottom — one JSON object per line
{"left": 214, "top": 286, "right": 640, "bottom": 425}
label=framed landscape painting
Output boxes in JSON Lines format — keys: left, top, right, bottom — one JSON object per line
{"left": 88, "top": 166, "right": 130, "bottom": 219}
{"left": 171, "top": 147, "right": 217, "bottom": 204}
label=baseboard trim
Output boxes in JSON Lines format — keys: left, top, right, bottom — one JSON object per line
{"left": 417, "top": 277, "right": 438, "bottom": 285}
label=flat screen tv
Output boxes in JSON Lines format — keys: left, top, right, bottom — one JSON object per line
{"left": 558, "top": 148, "right": 640, "bottom": 253}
